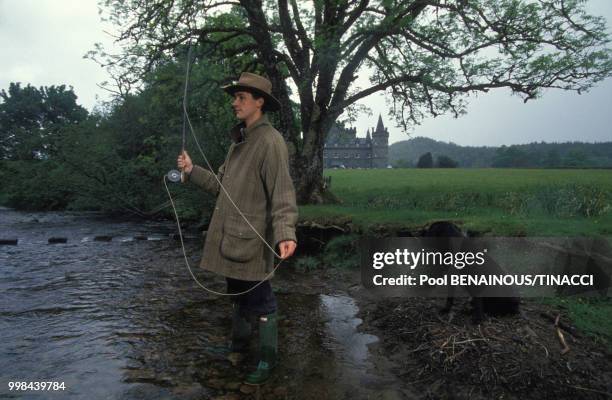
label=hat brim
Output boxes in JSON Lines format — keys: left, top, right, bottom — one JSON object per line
{"left": 222, "top": 84, "right": 281, "bottom": 112}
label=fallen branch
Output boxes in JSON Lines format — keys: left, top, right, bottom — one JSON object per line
{"left": 540, "top": 312, "right": 580, "bottom": 337}
{"left": 565, "top": 384, "right": 612, "bottom": 397}
{"left": 298, "top": 221, "right": 347, "bottom": 232}
{"left": 555, "top": 314, "right": 571, "bottom": 355}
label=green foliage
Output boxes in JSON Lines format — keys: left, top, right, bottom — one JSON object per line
{"left": 563, "top": 150, "right": 590, "bottom": 167}
{"left": 292, "top": 234, "right": 361, "bottom": 271}
{"left": 543, "top": 149, "right": 561, "bottom": 168}
{"left": 416, "top": 152, "right": 433, "bottom": 168}
{"left": 390, "top": 137, "right": 612, "bottom": 168}
{"left": 0, "top": 41, "right": 252, "bottom": 218}
{"left": 0, "top": 83, "right": 88, "bottom": 160}
{"left": 321, "top": 234, "right": 361, "bottom": 269}
{"left": 492, "top": 146, "right": 532, "bottom": 167}
{"left": 2, "top": 160, "right": 75, "bottom": 210}
{"left": 503, "top": 184, "right": 611, "bottom": 218}
{"left": 353, "top": 177, "right": 611, "bottom": 218}
{"left": 294, "top": 256, "right": 321, "bottom": 272}
{"left": 436, "top": 155, "right": 458, "bottom": 168}
{"left": 540, "top": 296, "right": 612, "bottom": 348}
{"left": 392, "top": 158, "right": 413, "bottom": 168}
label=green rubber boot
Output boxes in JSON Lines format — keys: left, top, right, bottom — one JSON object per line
{"left": 244, "top": 312, "right": 277, "bottom": 385}
{"left": 230, "top": 304, "right": 251, "bottom": 353}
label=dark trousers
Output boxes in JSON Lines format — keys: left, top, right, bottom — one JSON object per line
{"left": 226, "top": 277, "right": 277, "bottom": 317}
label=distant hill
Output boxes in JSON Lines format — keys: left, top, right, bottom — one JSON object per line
{"left": 389, "top": 137, "right": 496, "bottom": 167}
{"left": 389, "top": 137, "right": 612, "bottom": 168}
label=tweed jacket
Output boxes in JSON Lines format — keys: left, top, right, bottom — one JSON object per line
{"left": 186, "top": 114, "right": 298, "bottom": 281}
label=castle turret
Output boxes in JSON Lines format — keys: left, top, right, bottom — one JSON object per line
{"left": 371, "top": 114, "right": 389, "bottom": 168}
{"left": 376, "top": 114, "right": 385, "bottom": 133}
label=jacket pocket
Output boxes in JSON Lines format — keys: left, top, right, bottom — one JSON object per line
{"left": 220, "top": 214, "right": 264, "bottom": 263}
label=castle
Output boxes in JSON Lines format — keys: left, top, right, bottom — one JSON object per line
{"left": 323, "top": 114, "right": 389, "bottom": 168}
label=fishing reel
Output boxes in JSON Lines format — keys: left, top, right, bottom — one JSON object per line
{"left": 166, "top": 169, "right": 184, "bottom": 183}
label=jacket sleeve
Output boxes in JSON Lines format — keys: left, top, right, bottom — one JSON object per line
{"left": 185, "top": 163, "right": 225, "bottom": 196}
{"left": 261, "top": 135, "right": 298, "bottom": 248}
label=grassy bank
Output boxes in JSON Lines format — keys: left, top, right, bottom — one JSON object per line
{"left": 538, "top": 297, "right": 612, "bottom": 348}
{"left": 298, "top": 168, "right": 612, "bottom": 344}
{"left": 300, "top": 168, "right": 612, "bottom": 236}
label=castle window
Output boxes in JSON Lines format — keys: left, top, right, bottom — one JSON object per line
{"left": 355, "top": 154, "right": 360, "bottom": 158}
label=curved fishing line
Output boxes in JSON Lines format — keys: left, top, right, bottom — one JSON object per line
{"left": 163, "top": 176, "right": 285, "bottom": 296}
{"left": 163, "top": 41, "right": 286, "bottom": 296}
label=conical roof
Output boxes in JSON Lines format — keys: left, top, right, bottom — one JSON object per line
{"left": 376, "top": 114, "right": 385, "bottom": 132}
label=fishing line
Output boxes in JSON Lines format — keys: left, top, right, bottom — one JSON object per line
{"left": 163, "top": 41, "right": 287, "bottom": 296}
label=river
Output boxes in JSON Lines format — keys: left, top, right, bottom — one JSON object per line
{"left": 0, "top": 208, "right": 407, "bottom": 399}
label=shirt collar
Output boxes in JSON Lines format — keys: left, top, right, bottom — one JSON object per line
{"left": 229, "top": 114, "right": 270, "bottom": 143}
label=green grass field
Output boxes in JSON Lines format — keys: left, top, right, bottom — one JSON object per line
{"left": 300, "top": 168, "right": 612, "bottom": 236}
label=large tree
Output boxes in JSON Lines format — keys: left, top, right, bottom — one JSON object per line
{"left": 93, "top": 0, "right": 612, "bottom": 203}
{"left": 0, "top": 83, "right": 87, "bottom": 160}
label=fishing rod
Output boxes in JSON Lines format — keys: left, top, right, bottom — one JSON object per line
{"left": 166, "top": 43, "right": 193, "bottom": 184}
{"left": 163, "top": 41, "right": 287, "bottom": 296}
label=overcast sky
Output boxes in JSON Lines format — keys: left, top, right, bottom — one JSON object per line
{"left": 0, "top": 0, "right": 610, "bottom": 147}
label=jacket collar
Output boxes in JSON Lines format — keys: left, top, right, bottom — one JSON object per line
{"left": 229, "top": 114, "right": 270, "bottom": 143}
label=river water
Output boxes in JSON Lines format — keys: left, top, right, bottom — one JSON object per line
{"left": 0, "top": 208, "right": 406, "bottom": 399}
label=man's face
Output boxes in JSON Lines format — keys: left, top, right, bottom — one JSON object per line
{"left": 232, "top": 91, "right": 263, "bottom": 121}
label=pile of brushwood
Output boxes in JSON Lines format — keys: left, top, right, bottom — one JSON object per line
{"left": 359, "top": 297, "right": 611, "bottom": 399}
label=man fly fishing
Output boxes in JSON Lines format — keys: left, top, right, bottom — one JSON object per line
{"left": 177, "top": 72, "right": 298, "bottom": 385}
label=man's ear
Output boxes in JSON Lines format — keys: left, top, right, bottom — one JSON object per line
{"left": 256, "top": 97, "right": 265, "bottom": 110}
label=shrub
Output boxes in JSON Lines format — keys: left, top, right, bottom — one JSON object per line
{"left": 294, "top": 256, "right": 321, "bottom": 272}
{"left": 321, "top": 234, "right": 361, "bottom": 269}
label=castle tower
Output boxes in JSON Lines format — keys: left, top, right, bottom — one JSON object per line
{"left": 371, "top": 114, "right": 389, "bottom": 168}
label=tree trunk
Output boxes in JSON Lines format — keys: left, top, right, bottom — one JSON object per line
{"left": 290, "top": 108, "right": 337, "bottom": 205}
{"left": 292, "top": 137, "right": 325, "bottom": 204}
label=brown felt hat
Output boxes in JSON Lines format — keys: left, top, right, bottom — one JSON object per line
{"left": 222, "top": 72, "right": 281, "bottom": 112}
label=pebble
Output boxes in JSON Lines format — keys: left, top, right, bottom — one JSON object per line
{"left": 206, "top": 378, "right": 226, "bottom": 389}
{"left": 212, "top": 393, "right": 240, "bottom": 400}
{"left": 207, "top": 335, "right": 226, "bottom": 343}
{"left": 273, "top": 386, "right": 288, "bottom": 397}
{"left": 227, "top": 352, "right": 243, "bottom": 366}
{"left": 172, "top": 383, "right": 207, "bottom": 398}
{"left": 240, "top": 384, "right": 256, "bottom": 394}
{"left": 224, "top": 381, "right": 241, "bottom": 390}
